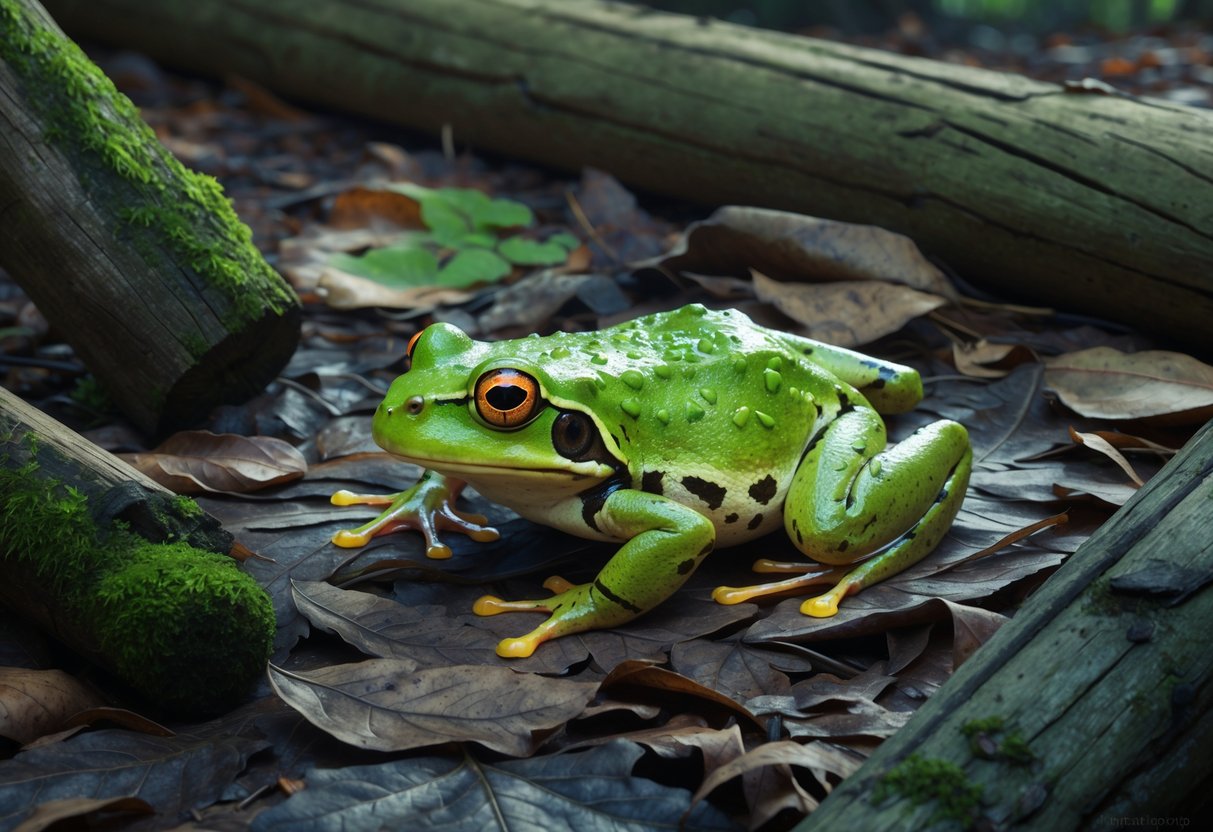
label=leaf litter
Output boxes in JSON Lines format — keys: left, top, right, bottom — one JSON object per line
{"left": 2, "top": 42, "right": 1211, "bottom": 832}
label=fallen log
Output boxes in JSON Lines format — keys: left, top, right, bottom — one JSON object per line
{"left": 0, "top": 0, "right": 300, "bottom": 436}
{"left": 40, "top": 0, "right": 1213, "bottom": 354}
{"left": 0, "top": 385, "right": 274, "bottom": 716}
{"left": 798, "top": 418, "right": 1213, "bottom": 828}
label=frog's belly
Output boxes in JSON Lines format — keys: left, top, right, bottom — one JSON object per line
{"left": 660, "top": 469, "right": 788, "bottom": 547}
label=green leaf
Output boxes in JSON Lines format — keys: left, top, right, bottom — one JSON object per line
{"left": 329, "top": 244, "right": 439, "bottom": 288}
{"left": 437, "top": 248, "right": 511, "bottom": 287}
{"left": 498, "top": 236, "right": 573, "bottom": 266}
{"left": 548, "top": 232, "right": 580, "bottom": 250}
{"left": 419, "top": 197, "right": 471, "bottom": 238}
{"left": 472, "top": 196, "right": 533, "bottom": 230}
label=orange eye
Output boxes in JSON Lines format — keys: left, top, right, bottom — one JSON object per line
{"left": 406, "top": 328, "right": 426, "bottom": 358}
{"left": 474, "top": 369, "right": 542, "bottom": 428}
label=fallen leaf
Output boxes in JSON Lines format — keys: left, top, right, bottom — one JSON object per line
{"left": 669, "top": 639, "right": 795, "bottom": 703}
{"left": 0, "top": 727, "right": 267, "bottom": 832}
{"left": 318, "top": 268, "right": 474, "bottom": 310}
{"left": 328, "top": 184, "right": 424, "bottom": 230}
{"left": 248, "top": 741, "right": 738, "bottom": 832}
{"left": 600, "top": 661, "right": 762, "bottom": 728}
{"left": 650, "top": 206, "right": 956, "bottom": 298}
{"left": 12, "top": 796, "right": 153, "bottom": 832}
{"left": 941, "top": 600, "right": 1007, "bottom": 667}
{"left": 690, "top": 740, "right": 862, "bottom": 819}
{"left": 953, "top": 340, "right": 1037, "bottom": 379}
{"left": 0, "top": 667, "right": 104, "bottom": 745}
{"left": 119, "top": 431, "right": 306, "bottom": 495}
{"left": 1045, "top": 347, "right": 1213, "bottom": 422}
{"left": 1070, "top": 427, "right": 1145, "bottom": 487}
{"left": 267, "top": 660, "right": 598, "bottom": 755}
{"left": 752, "top": 270, "right": 947, "bottom": 347}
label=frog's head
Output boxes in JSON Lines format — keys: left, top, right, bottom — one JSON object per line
{"left": 372, "top": 323, "right": 625, "bottom": 491}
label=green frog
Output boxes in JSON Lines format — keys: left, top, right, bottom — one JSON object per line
{"left": 332, "top": 304, "right": 971, "bottom": 658}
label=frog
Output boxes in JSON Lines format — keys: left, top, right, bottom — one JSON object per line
{"left": 332, "top": 304, "right": 972, "bottom": 658}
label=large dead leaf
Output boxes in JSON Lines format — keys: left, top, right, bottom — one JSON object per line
{"left": 0, "top": 726, "right": 267, "bottom": 832}
{"left": 752, "top": 269, "right": 947, "bottom": 347}
{"left": 248, "top": 741, "right": 738, "bottom": 832}
{"left": 650, "top": 206, "right": 956, "bottom": 297}
{"left": 267, "top": 660, "right": 598, "bottom": 755}
{"left": 120, "top": 431, "right": 306, "bottom": 495}
{"left": 0, "top": 668, "right": 103, "bottom": 745}
{"left": 1045, "top": 347, "right": 1213, "bottom": 422}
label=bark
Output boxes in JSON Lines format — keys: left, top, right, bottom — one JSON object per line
{"left": 0, "top": 385, "right": 273, "bottom": 715}
{"left": 41, "top": 0, "right": 1213, "bottom": 354}
{"left": 0, "top": 0, "right": 300, "bottom": 436}
{"left": 798, "top": 419, "right": 1213, "bottom": 829}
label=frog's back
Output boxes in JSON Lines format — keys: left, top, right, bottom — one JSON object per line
{"left": 532, "top": 305, "right": 836, "bottom": 545}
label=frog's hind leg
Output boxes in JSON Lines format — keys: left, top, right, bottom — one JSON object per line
{"left": 716, "top": 409, "right": 971, "bottom": 616}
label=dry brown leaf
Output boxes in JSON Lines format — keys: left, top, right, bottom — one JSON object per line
{"left": 753, "top": 269, "right": 947, "bottom": 347}
{"left": 1070, "top": 427, "right": 1145, "bottom": 487}
{"left": 13, "top": 796, "right": 153, "bottom": 832}
{"left": 120, "top": 431, "right": 306, "bottom": 495}
{"left": 941, "top": 600, "right": 1007, "bottom": 667}
{"left": 1045, "top": 347, "right": 1213, "bottom": 422}
{"left": 267, "top": 660, "right": 598, "bottom": 755}
{"left": 327, "top": 185, "right": 424, "bottom": 230}
{"left": 600, "top": 660, "right": 762, "bottom": 727}
{"left": 0, "top": 667, "right": 104, "bottom": 745}
{"left": 652, "top": 206, "right": 956, "bottom": 298}
{"left": 952, "top": 339, "right": 1037, "bottom": 379}
{"left": 318, "top": 268, "right": 474, "bottom": 310}
{"left": 689, "top": 740, "right": 862, "bottom": 823}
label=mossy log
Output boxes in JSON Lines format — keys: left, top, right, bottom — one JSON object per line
{"left": 40, "top": 0, "right": 1213, "bottom": 355}
{"left": 0, "top": 0, "right": 300, "bottom": 436}
{"left": 0, "top": 386, "right": 273, "bottom": 715}
{"left": 797, "top": 418, "right": 1213, "bottom": 829}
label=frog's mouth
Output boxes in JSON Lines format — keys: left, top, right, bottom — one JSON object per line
{"left": 409, "top": 455, "right": 615, "bottom": 482}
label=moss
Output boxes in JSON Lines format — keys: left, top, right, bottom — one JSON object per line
{"left": 962, "top": 715, "right": 1036, "bottom": 765}
{"left": 874, "top": 754, "right": 983, "bottom": 827}
{"left": 0, "top": 458, "right": 273, "bottom": 714}
{"left": 0, "top": 0, "right": 297, "bottom": 331}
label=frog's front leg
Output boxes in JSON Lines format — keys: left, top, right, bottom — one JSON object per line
{"left": 715, "top": 409, "right": 971, "bottom": 616}
{"left": 330, "top": 470, "right": 499, "bottom": 558}
{"left": 473, "top": 489, "right": 715, "bottom": 658}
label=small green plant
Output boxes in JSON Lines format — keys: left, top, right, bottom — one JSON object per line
{"left": 873, "top": 754, "right": 983, "bottom": 827}
{"left": 329, "top": 183, "right": 580, "bottom": 289}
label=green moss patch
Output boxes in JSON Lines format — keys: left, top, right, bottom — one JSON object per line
{"left": 0, "top": 457, "right": 273, "bottom": 715}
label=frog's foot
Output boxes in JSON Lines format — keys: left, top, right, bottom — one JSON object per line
{"left": 473, "top": 576, "right": 607, "bottom": 658}
{"left": 712, "top": 562, "right": 848, "bottom": 605}
{"left": 330, "top": 473, "right": 498, "bottom": 558}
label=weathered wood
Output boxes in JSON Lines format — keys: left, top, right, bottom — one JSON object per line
{"left": 41, "top": 0, "right": 1213, "bottom": 354}
{"left": 0, "top": 0, "right": 300, "bottom": 436}
{"left": 0, "top": 385, "right": 272, "bottom": 715}
{"left": 797, "top": 418, "right": 1213, "bottom": 829}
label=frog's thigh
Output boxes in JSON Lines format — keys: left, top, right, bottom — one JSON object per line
{"left": 785, "top": 410, "right": 970, "bottom": 565}
{"left": 590, "top": 489, "right": 717, "bottom": 622}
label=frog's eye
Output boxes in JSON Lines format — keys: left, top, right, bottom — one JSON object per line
{"left": 474, "top": 369, "right": 543, "bottom": 428}
{"left": 406, "top": 328, "right": 426, "bottom": 358}
{"left": 552, "top": 411, "right": 595, "bottom": 459}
